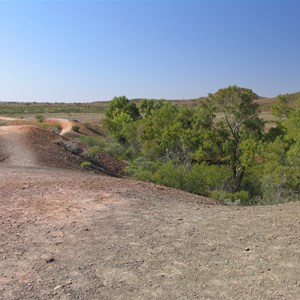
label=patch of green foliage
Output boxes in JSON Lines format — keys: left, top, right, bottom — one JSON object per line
{"left": 72, "top": 125, "right": 80, "bottom": 132}
{"left": 210, "top": 190, "right": 250, "bottom": 205}
{"left": 101, "top": 89, "right": 300, "bottom": 205}
{"left": 79, "top": 135, "right": 103, "bottom": 147}
{"left": 80, "top": 161, "right": 93, "bottom": 170}
{"left": 35, "top": 114, "right": 45, "bottom": 122}
{"left": 38, "top": 123, "right": 62, "bottom": 134}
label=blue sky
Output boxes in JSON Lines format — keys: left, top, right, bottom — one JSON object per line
{"left": 0, "top": 0, "right": 299, "bottom": 102}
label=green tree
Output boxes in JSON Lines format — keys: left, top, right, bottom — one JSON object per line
{"left": 139, "top": 101, "right": 183, "bottom": 160}
{"left": 103, "top": 96, "right": 140, "bottom": 143}
{"left": 271, "top": 94, "right": 291, "bottom": 118}
{"left": 104, "top": 96, "right": 140, "bottom": 120}
{"left": 207, "top": 85, "right": 264, "bottom": 192}
{"left": 262, "top": 108, "right": 300, "bottom": 202}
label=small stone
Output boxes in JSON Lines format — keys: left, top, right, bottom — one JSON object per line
{"left": 245, "top": 247, "right": 250, "bottom": 251}
{"left": 46, "top": 258, "right": 55, "bottom": 263}
{"left": 54, "top": 285, "right": 63, "bottom": 290}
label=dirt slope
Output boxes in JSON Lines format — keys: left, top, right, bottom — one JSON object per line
{"left": 0, "top": 122, "right": 300, "bottom": 299}
{"left": 0, "top": 125, "right": 83, "bottom": 169}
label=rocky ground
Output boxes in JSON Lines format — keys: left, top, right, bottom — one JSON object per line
{"left": 0, "top": 120, "right": 300, "bottom": 299}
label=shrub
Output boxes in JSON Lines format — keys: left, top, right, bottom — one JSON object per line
{"left": 152, "top": 161, "right": 186, "bottom": 190}
{"left": 80, "top": 161, "right": 93, "bottom": 170}
{"left": 210, "top": 190, "right": 250, "bottom": 205}
{"left": 53, "top": 124, "right": 62, "bottom": 134}
{"left": 35, "top": 115, "right": 45, "bottom": 122}
{"left": 255, "top": 173, "right": 296, "bottom": 205}
{"left": 127, "top": 160, "right": 211, "bottom": 196}
{"left": 38, "top": 123, "right": 62, "bottom": 134}
{"left": 79, "top": 135, "right": 103, "bottom": 147}
{"left": 62, "top": 140, "right": 81, "bottom": 155}
{"left": 72, "top": 125, "right": 80, "bottom": 132}
{"left": 83, "top": 146, "right": 102, "bottom": 159}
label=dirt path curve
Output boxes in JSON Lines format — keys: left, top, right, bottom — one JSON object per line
{"left": 45, "top": 118, "right": 73, "bottom": 136}
{"left": 1, "top": 165, "right": 300, "bottom": 300}
{"left": 0, "top": 116, "right": 74, "bottom": 136}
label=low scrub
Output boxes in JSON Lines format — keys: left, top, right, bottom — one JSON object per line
{"left": 62, "top": 140, "right": 81, "bottom": 155}
{"left": 210, "top": 190, "right": 250, "bottom": 206}
{"left": 80, "top": 161, "right": 93, "bottom": 170}
{"left": 72, "top": 125, "right": 80, "bottom": 132}
{"left": 79, "top": 135, "right": 103, "bottom": 147}
{"left": 38, "top": 123, "right": 62, "bottom": 134}
{"left": 127, "top": 160, "right": 232, "bottom": 198}
{"left": 35, "top": 114, "right": 45, "bottom": 122}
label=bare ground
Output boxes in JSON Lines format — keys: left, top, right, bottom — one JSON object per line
{"left": 0, "top": 122, "right": 300, "bottom": 300}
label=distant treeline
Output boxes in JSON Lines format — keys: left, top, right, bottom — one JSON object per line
{"left": 1, "top": 91, "right": 299, "bottom": 115}
{"left": 0, "top": 102, "right": 107, "bottom": 115}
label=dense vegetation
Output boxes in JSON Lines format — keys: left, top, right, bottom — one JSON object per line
{"left": 102, "top": 86, "right": 300, "bottom": 205}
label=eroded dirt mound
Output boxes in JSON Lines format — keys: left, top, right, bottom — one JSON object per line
{"left": 0, "top": 125, "right": 83, "bottom": 169}
{"left": 87, "top": 150, "right": 127, "bottom": 177}
{"left": 0, "top": 123, "right": 126, "bottom": 175}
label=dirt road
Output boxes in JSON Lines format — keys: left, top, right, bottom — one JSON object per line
{"left": 0, "top": 122, "right": 300, "bottom": 299}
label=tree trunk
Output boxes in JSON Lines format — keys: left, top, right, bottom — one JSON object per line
{"left": 231, "top": 143, "right": 244, "bottom": 192}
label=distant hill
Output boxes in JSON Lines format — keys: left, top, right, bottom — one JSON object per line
{"left": 256, "top": 91, "right": 300, "bottom": 111}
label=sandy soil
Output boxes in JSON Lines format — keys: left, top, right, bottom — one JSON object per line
{"left": 0, "top": 122, "right": 300, "bottom": 300}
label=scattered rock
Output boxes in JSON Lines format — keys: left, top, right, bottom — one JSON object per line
{"left": 46, "top": 257, "right": 55, "bottom": 263}
{"left": 54, "top": 285, "right": 63, "bottom": 290}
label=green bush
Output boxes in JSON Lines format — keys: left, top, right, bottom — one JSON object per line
{"left": 127, "top": 160, "right": 218, "bottom": 197}
{"left": 63, "top": 140, "right": 81, "bottom": 155}
{"left": 210, "top": 190, "right": 250, "bottom": 205}
{"left": 35, "top": 114, "right": 45, "bottom": 122}
{"left": 80, "top": 161, "right": 93, "bottom": 170}
{"left": 126, "top": 157, "right": 161, "bottom": 182}
{"left": 152, "top": 161, "right": 186, "bottom": 190}
{"left": 72, "top": 125, "right": 80, "bottom": 132}
{"left": 256, "top": 172, "right": 296, "bottom": 205}
{"left": 38, "top": 123, "right": 62, "bottom": 134}
{"left": 91, "top": 139, "right": 128, "bottom": 160}
{"left": 83, "top": 146, "right": 102, "bottom": 159}
{"left": 79, "top": 135, "right": 103, "bottom": 147}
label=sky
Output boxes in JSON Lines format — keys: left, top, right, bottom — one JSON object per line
{"left": 0, "top": 0, "right": 299, "bottom": 102}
